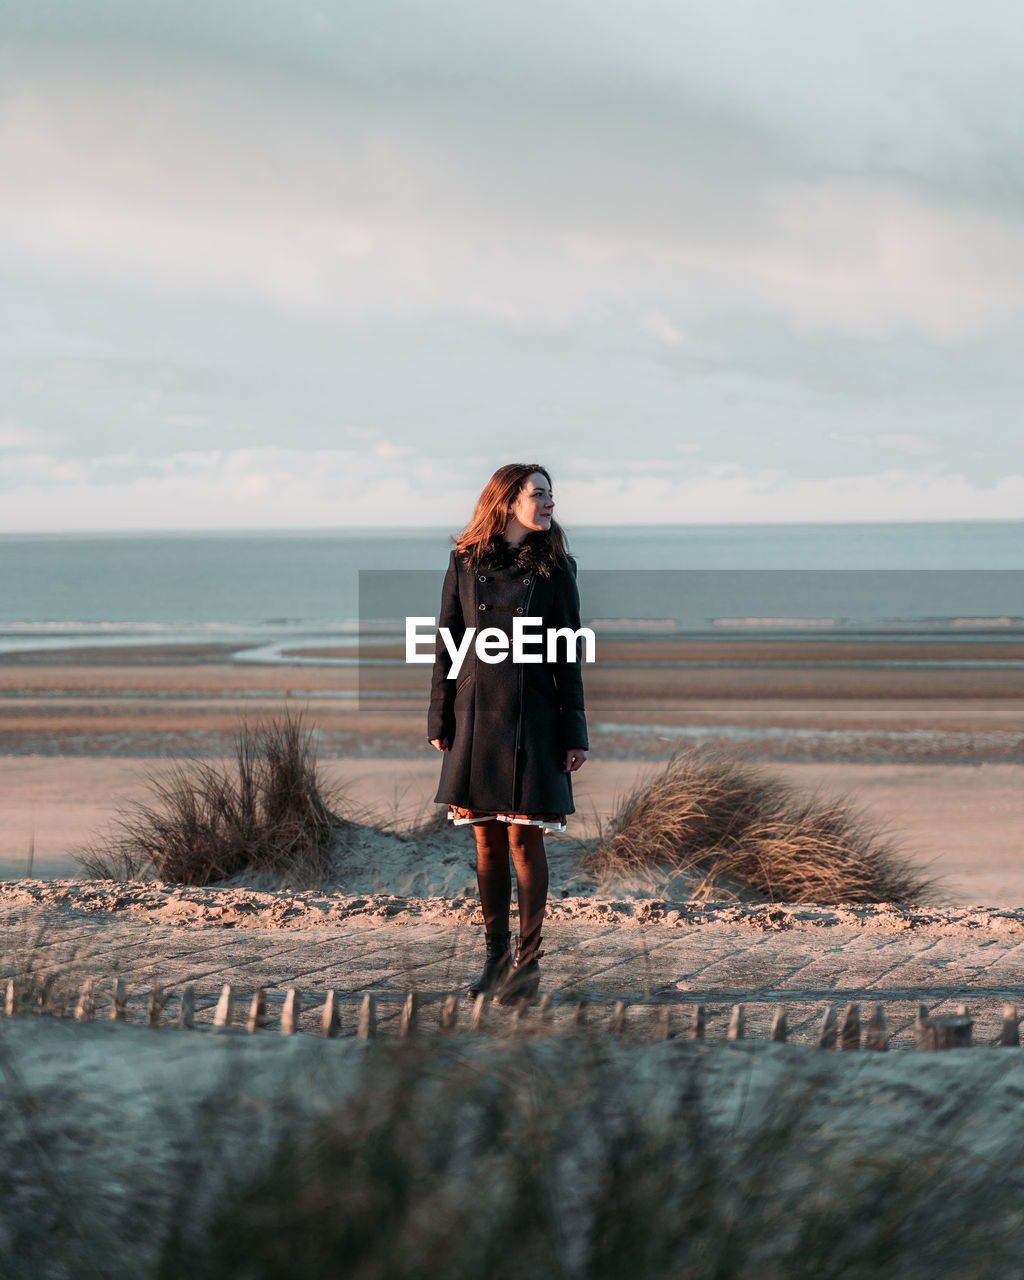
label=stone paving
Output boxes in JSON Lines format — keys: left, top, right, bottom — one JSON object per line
{"left": 7, "top": 891, "right": 1024, "bottom": 1048}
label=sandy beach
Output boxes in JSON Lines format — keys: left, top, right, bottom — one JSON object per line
{"left": 1, "top": 616, "right": 1022, "bottom": 1275}
{"left": 1, "top": 638, "right": 1021, "bottom": 902}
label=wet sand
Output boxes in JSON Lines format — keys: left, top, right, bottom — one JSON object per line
{"left": 1, "top": 637, "right": 1021, "bottom": 760}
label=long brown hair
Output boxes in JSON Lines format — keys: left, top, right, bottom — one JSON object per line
{"left": 454, "top": 463, "right": 569, "bottom": 564}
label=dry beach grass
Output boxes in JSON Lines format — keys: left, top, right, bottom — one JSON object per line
{"left": 75, "top": 711, "right": 349, "bottom": 888}
{"left": 584, "top": 749, "right": 936, "bottom": 905}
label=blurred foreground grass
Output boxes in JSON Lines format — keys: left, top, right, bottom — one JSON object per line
{"left": 1, "top": 1020, "right": 1022, "bottom": 1280}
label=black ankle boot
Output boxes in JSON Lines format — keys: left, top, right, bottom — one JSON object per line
{"left": 496, "top": 927, "right": 545, "bottom": 1005}
{"left": 467, "top": 930, "right": 511, "bottom": 1000}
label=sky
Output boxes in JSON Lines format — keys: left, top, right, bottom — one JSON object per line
{"left": 2, "top": 0, "right": 1023, "bottom": 531}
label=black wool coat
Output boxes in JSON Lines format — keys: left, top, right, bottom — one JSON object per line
{"left": 428, "top": 534, "right": 589, "bottom": 815}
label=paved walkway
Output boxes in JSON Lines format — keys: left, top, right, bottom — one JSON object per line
{"left": 6, "top": 885, "right": 1024, "bottom": 1047}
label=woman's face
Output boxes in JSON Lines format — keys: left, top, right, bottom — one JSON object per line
{"left": 509, "top": 471, "right": 555, "bottom": 533}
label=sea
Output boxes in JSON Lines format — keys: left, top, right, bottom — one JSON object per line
{"left": 1, "top": 522, "right": 1023, "bottom": 661}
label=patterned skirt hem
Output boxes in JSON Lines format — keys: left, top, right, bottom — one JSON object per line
{"left": 447, "top": 805, "right": 567, "bottom": 835}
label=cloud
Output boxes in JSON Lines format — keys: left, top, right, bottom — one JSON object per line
{"left": 161, "top": 413, "right": 213, "bottom": 428}
{"left": 2, "top": 5, "right": 1023, "bottom": 531}
{"left": 4, "top": 40, "right": 1024, "bottom": 339}
{"left": 0, "top": 418, "right": 59, "bottom": 450}
{"left": 637, "top": 313, "right": 689, "bottom": 348}
{"left": 8, "top": 2, "right": 1023, "bottom": 194}
{"left": 562, "top": 465, "right": 1024, "bottom": 524}
{"left": 0, "top": 445, "right": 480, "bottom": 530}
{"left": 1, "top": 444, "right": 1020, "bottom": 529}
{"left": 830, "top": 432, "right": 942, "bottom": 457}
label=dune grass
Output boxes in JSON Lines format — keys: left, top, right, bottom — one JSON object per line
{"left": 1, "top": 1029, "right": 1020, "bottom": 1279}
{"left": 74, "top": 710, "right": 348, "bottom": 888}
{"left": 188, "top": 1041, "right": 1015, "bottom": 1280}
{"left": 580, "top": 748, "right": 934, "bottom": 904}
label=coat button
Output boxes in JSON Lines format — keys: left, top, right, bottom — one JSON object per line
{"left": 522, "top": 577, "right": 530, "bottom": 584}
{"left": 479, "top": 574, "right": 487, "bottom": 582}
{"left": 515, "top": 606, "right": 524, "bottom": 614}
{"left": 478, "top": 603, "right": 487, "bottom": 612}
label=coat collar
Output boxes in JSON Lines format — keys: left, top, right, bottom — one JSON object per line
{"left": 465, "top": 532, "right": 561, "bottom": 578}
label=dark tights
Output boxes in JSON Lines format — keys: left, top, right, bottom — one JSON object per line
{"left": 472, "top": 820, "right": 548, "bottom": 940}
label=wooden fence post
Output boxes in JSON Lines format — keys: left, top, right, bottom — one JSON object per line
{"left": 654, "top": 1006, "right": 671, "bottom": 1041}
{"left": 213, "top": 984, "right": 233, "bottom": 1029}
{"left": 321, "top": 990, "right": 341, "bottom": 1038}
{"left": 178, "top": 986, "right": 195, "bottom": 1030}
{"left": 468, "top": 991, "right": 487, "bottom": 1031}
{"left": 538, "top": 993, "right": 554, "bottom": 1023}
{"left": 3, "top": 978, "right": 14, "bottom": 1017}
{"left": 916, "top": 1011, "right": 972, "bottom": 1050}
{"left": 769, "top": 1006, "right": 787, "bottom": 1043}
{"left": 998, "top": 1005, "right": 1019, "bottom": 1047}
{"left": 280, "top": 989, "right": 300, "bottom": 1035}
{"left": 400, "top": 991, "right": 419, "bottom": 1037}
{"left": 247, "top": 988, "right": 267, "bottom": 1033}
{"left": 111, "top": 978, "right": 128, "bottom": 1022}
{"left": 727, "top": 1005, "right": 745, "bottom": 1041}
{"left": 74, "top": 979, "right": 95, "bottom": 1022}
{"left": 571, "top": 999, "right": 587, "bottom": 1029}
{"left": 36, "top": 975, "right": 55, "bottom": 1012}
{"left": 688, "top": 1004, "right": 706, "bottom": 1041}
{"left": 839, "top": 1004, "right": 860, "bottom": 1051}
{"left": 440, "top": 994, "right": 459, "bottom": 1031}
{"left": 147, "top": 985, "right": 165, "bottom": 1027}
{"left": 864, "top": 1005, "right": 888, "bottom": 1051}
{"left": 817, "top": 1005, "right": 838, "bottom": 1049}
{"left": 609, "top": 1002, "right": 627, "bottom": 1035}
{"left": 357, "top": 993, "right": 377, "bottom": 1039}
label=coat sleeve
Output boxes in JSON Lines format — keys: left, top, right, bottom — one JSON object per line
{"left": 551, "top": 556, "right": 589, "bottom": 751}
{"left": 427, "top": 551, "right": 465, "bottom": 742}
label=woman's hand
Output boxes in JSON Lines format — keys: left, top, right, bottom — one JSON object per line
{"left": 562, "top": 748, "right": 587, "bottom": 773}
{"left": 430, "top": 738, "right": 449, "bottom": 751}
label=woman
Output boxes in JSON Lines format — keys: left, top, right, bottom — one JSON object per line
{"left": 428, "top": 463, "right": 588, "bottom": 1004}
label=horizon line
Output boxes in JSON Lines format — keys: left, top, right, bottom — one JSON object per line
{"left": 2, "top": 517, "right": 1023, "bottom": 537}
